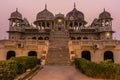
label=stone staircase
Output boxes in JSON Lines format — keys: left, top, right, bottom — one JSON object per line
{"left": 46, "top": 30, "right": 70, "bottom": 65}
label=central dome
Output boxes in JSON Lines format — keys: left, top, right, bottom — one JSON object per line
{"left": 36, "top": 5, "right": 54, "bottom": 20}
{"left": 66, "top": 5, "right": 84, "bottom": 21}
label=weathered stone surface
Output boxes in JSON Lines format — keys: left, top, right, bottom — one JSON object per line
{"left": 32, "top": 66, "right": 102, "bottom": 80}
{"left": 46, "top": 30, "right": 70, "bottom": 65}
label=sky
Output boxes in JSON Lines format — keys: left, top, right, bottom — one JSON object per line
{"left": 0, "top": 0, "right": 120, "bottom": 39}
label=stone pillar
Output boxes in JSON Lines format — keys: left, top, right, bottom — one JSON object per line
{"left": 50, "top": 21, "right": 52, "bottom": 30}
{"left": 54, "top": 21, "right": 55, "bottom": 30}
{"left": 40, "top": 22, "right": 42, "bottom": 30}
{"left": 65, "top": 21, "right": 67, "bottom": 29}
{"left": 78, "top": 22, "right": 80, "bottom": 30}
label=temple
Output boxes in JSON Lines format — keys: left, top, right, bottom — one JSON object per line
{"left": 0, "top": 4, "right": 120, "bottom": 65}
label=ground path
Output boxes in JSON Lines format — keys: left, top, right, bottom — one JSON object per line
{"left": 32, "top": 65, "right": 103, "bottom": 80}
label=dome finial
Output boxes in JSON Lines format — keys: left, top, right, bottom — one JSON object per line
{"left": 104, "top": 8, "right": 105, "bottom": 12}
{"left": 45, "top": 4, "right": 47, "bottom": 9}
{"left": 74, "top": 3, "right": 76, "bottom": 8}
{"left": 16, "top": 8, "right": 18, "bottom": 12}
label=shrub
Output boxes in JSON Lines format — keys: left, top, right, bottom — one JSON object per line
{"left": 0, "top": 56, "right": 37, "bottom": 80}
{"left": 10, "top": 56, "right": 37, "bottom": 74}
{"left": 0, "top": 60, "right": 18, "bottom": 80}
{"left": 74, "top": 58, "right": 119, "bottom": 79}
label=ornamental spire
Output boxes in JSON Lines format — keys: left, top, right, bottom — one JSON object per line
{"left": 45, "top": 4, "right": 47, "bottom": 9}
{"left": 104, "top": 8, "right": 105, "bottom": 12}
{"left": 74, "top": 3, "right": 76, "bottom": 8}
{"left": 16, "top": 8, "right": 18, "bottom": 12}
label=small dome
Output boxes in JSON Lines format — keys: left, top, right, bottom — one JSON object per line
{"left": 66, "top": 4, "right": 84, "bottom": 21}
{"left": 10, "top": 8, "right": 22, "bottom": 19}
{"left": 36, "top": 4, "right": 54, "bottom": 20}
{"left": 99, "top": 9, "right": 112, "bottom": 20}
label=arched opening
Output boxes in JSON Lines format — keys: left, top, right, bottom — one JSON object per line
{"left": 32, "top": 37, "right": 36, "bottom": 40}
{"left": 47, "top": 22, "right": 49, "bottom": 27}
{"left": 28, "top": 51, "right": 37, "bottom": 56}
{"left": 42, "top": 22, "right": 45, "bottom": 27}
{"left": 79, "top": 23, "right": 82, "bottom": 26}
{"left": 6, "top": 51, "right": 16, "bottom": 60}
{"left": 104, "top": 51, "right": 114, "bottom": 62}
{"left": 28, "top": 51, "right": 41, "bottom": 65}
{"left": 83, "top": 37, "right": 88, "bottom": 39}
{"left": 77, "top": 37, "right": 81, "bottom": 40}
{"left": 71, "top": 37, "right": 76, "bottom": 40}
{"left": 38, "top": 37, "right": 43, "bottom": 40}
{"left": 81, "top": 51, "right": 91, "bottom": 61}
{"left": 74, "top": 22, "right": 78, "bottom": 26}
{"left": 70, "top": 22, "right": 73, "bottom": 27}
{"left": 44, "top": 37, "right": 49, "bottom": 40}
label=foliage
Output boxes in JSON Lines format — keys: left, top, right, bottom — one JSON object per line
{"left": 11, "top": 56, "right": 37, "bottom": 74}
{"left": 74, "top": 58, "right": 120, "bottom": 79}
{"left": 0, "top": 56, "right": 37, "bottom": 80}
{"left": 0, "top": 60, "right": 18, "bottom": 80}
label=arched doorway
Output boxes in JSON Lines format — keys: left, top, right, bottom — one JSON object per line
{"left": 71, "top": 37, "right": 76, "bottom": 40}
{"left": 83, "top": 37, "right": 88, "bottom": 39}
{"left": 77, "top": 37, "right": 81, "bottom": 40}
{"left": 32, "top": 37, "right": 36, "bottom": 40}
{"left": 6, "top": 51, "right": 16, "bottom": 60}
{"left": 104, "top": 51, "right": 114, "bottom": 62}
{"left": 28, "top": 51, "right": 37, "bottom": 56}
{"left": 38, "top": 37, "right": 43, "bottom": 40}
{"left": 81, "top": 51, "right": 91, "bottom": 61}
{"left": 28, "top": 51, "right": 40, "bottom": 65}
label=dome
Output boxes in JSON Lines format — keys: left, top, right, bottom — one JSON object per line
{"left": 36, "top": 5, "right": 54, "bottom": 20}
{"left": 10, "top": 8, "right": 22, "bottom": 19}
{"left": 66, "top": 5, "right": 84, "bottom": 20}
{"left": 55, "top": 13, "right": 64, "bottom": 18}
{"left": 99, "top": 9, "right": 112, "bottom": 20}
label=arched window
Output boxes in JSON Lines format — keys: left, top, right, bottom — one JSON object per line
{"left": 74, "top": 22, "right": 78, "bottom": 26}
{"left": 71, "top": 37, "right": 76, "bottom": 40}
{"left": 104, "top": 51, "right": 114, "bottom": 62}
{"left": 28, "top": 51, "right": 37, "bottom": 56}
{"left": 32, "top": 37, "right": 36, "bottom": 40}
{"left": 70, "top": 22, "right": 73, "bottom": 27}
{"left": 77, "top": 37, "right": 81, "bottom": 40}
{"left": 38, "top": 37, "right": 43, "bottom": 40}
{"left": 44, "top": 37, "right": 49, "bottom": 40}
{"left": 47, "top": 22, "right": 49, "bottom": 27}
{"left": 83, "top": 37, "right": 88, "bottom": 39}
{"left": 42, "top": 22, "right": 45, "bottom": 27}
{"left": 6, "top": 51, "right": 16, "bottom": 60}
{"left": 81, "top": 51, "right": 91, "bottom": 61}
{"left": 79, "top": 23, "right": 82, "bottom": 26}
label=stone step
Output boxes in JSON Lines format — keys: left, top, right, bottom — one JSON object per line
{"left": 46, "top": 30, "right": 70, "bottom": 65}
{"left": 47, "top": 54, "right": 69, "bottom": 58}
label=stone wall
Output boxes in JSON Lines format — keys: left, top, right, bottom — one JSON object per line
{"left": 69, "top": 40, "right": 120, "bottom": 63}
{"left": 0, "top": 40, "right": 49, "bottom": 64}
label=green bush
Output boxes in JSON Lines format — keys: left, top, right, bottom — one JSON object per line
{"left": 0, "top": 60, "right": 18, "bottom": 80}
{"left": 11, "top": 56, "right": 37, "bottom": 74}
{"left": 0, "top": 56, "right": 37, "bottom": 80}
{"left": 74, "top": 58, "right": 119, "bottom": 79}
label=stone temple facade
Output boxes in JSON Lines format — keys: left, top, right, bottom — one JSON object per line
{"left": 0, "top": 4, "right": 120, "bottom": 65}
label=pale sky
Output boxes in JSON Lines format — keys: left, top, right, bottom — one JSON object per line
{"left": 0, "top": 0, "right": 120, "bottom": 39}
